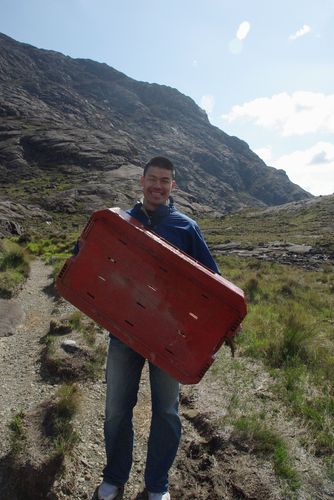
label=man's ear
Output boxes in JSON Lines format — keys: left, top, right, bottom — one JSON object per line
{"left": 140, "top": 175, "right": 145, "bottom": 187}
{"left": 172, "top": 180, "right": 176, "bottom": 189}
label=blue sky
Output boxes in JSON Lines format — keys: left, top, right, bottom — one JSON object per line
{"left": 1, "top": 0, "right": 334, "bottom": 195}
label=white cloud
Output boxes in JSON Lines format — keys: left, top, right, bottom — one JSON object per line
{"left": 221, "top": 92, "right": 334, "bottom": 137}
{"left": 192, "top": 59, "right": 198, "bottom": 68}
{"left": 200, "top": 94, "right": 215, "bottom": 115}
{"left": 228, "top": 20, "right": 251, "bottom": 54}
{"left": 289, "top": 24, "right": 311, "bottom": 40}
{"left": 273, "top": 142, "right": 334, "bottom": 195}
{"left": 236, "top": 21, "right": 251, "bottom": 41}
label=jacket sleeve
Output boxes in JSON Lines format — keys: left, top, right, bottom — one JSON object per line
{"left": 189, "top": 223, "right": 220, "bottom": 274}
{"left": 72, "top": 239, "right": 80, "bottom": 255}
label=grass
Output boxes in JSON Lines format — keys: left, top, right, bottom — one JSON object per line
{"left": 26, "top": 236, "right": 74, "bottom": 259}
{"left": 216, "top": 256, "right": 334, "bottom": 370}
{"left": 23, "top": 230, "right": 80, "bottom": 284}
{"left": 8, "top": 385, "right": 81, "bottom": 457}
{"left": 199, "top": 195, "right": 334, "bottom": 251}
{"left": 66, "top": 310, "right": 104, "bottom": 348}
{"left": 67, "top": 310, "right": 82, "bottom": 332}
{"left": 8, "top": 410, "right": 26, "bottom": 454}
{"left": 1, "top": 171, "right": 85, "bottom": 277}
{"left": 201, "top": 197, "right": 334, "bottom": 484}
{"left": 66, "top": 311, "right": 107, "bottom": 378}
{"left": 232, "top": 415, "right": 300, "bottom": 490}
{"left": 50, "top": 383, "right": 81, "bottom": 454}
{"left": 212, "top": 253, "right": 334, "bottom": 468}
{"left": 0, "top": 239, "right": 30, "bottom": 297}
{"left": 43, "top": 310, "right": 107, "bottom": 381}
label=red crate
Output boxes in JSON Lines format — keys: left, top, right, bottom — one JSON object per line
{"left": 56, "top": 208, "right": 247, "bottom": 384}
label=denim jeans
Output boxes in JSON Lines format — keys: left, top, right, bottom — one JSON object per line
{"left": 103, "top": 335, "right": 181, "bottom": 493}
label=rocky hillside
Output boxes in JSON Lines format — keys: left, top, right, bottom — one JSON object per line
{"left": 0, "top": 32, "right": 312, "bottom": 233}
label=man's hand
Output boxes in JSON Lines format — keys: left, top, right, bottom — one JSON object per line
{"left": 224, "top": 324, "right": 242, "bottom": 357}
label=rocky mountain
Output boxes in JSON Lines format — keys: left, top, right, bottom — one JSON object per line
{"left": 0, "top": 32, "right": 312, "bottom": 233}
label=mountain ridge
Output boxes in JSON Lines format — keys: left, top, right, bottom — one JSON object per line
{"left": 0, "top": 32, "right": 312, "bottom": 230}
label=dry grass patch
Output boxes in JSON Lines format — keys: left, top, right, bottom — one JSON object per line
{"left": 6, "top": 384, "right": 80, "bottom": 499}
{"left": 41, "top": 310, "right": 107, "bottom": 382}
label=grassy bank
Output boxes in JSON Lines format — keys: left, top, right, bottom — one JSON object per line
{"left": 215, "top": 254, "right": 334, "bottom": 475}
{"left": 0, "top": 239, "right": 30, "bottom": 297}
{"left": 196, "top": 202, "right": 334, "bottom": 487}
{"left": 26, "top": 231, "right": 79, "bottom": 278}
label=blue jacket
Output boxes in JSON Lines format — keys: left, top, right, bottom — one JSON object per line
{"left": 127, "top": 198, "right": 220, "bottom": 274}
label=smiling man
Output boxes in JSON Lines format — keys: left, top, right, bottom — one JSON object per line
{"left": 140, "top": 160, "right": 176, "bottom": 210}
{"left": 98, "top": 156, "right": 219, "bottom": 500}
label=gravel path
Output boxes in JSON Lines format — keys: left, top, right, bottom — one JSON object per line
{"left": 0, "top": 259, "right": 56, "bottom": 457}
{"left": 0, "top": 259, "right": 169, "bottom": 499}
{"left": 55, "top": 366, "right": 154, "bottom": 500}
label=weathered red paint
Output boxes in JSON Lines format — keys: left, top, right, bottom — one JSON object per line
{"left": 56, "top": 208, "right": 247, "bottom": 384}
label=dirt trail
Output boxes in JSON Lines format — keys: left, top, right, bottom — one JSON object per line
{"left": 0, "top": 259, "right": 56, "bottom": 456}
{"left": 0, "top": 260, "right": 333, "bottom": 499}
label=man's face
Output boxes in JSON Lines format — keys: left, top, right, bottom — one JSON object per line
{"left": 141, "top": 166, "right": 176, "bottom": 210}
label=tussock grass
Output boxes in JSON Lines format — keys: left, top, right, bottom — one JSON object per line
{"left": 67, "top": 310, "right": 82, "bottom": 332}
{"left": 49, "top": 383, "right": 81, "bottom": 454}
{"left": 67, "top": 310, "right": 99, "bottom": 346}
{"left": 0, "top": 239, "right": 30, "bottom": 296}
{"left": 27, "top": 237, "right": 73, "bottom": 259}
{"left": 27, "top": 233, "right": 76, "bottom": 271}
{"left": 216, "top": 255, "right": 334, "bottom": 459}
{"left": 8, "top": 410, "right": 26, "bottom": 454}
{"left": 43, "top": 311, "right": 107, "bottom": 381}
{"left": 8, "top": 385, "right": 81, "bottom": 460}
{"left": 26, "top": 233, "right": 77, "bottom": 279}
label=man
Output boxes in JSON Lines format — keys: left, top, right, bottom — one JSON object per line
{"left": 98, "top": 157, "right": 219, "bottom": 500}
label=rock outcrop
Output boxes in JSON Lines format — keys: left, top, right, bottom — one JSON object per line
{"left": 0, "top": 32, "right": 312, "bottom": 228}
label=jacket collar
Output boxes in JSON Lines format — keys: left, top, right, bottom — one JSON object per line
{"left": 132, "top": 196, "right": 175, "bottom": 226}
{"left": 133, "top": 196, "right": 175, "bottom": 216}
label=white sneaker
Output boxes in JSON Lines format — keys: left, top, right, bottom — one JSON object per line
{"left": 148, "top": 492, "right": 170, "bottom": 500}
{"left": 98, "top": 481, "right": 120, "bottom": 500}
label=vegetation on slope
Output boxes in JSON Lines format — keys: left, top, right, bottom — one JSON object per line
{"left": 42, "top": 310, "right": 107, "bottom": 381}
{"left": 201, "top": 195, "right": 334, "bottom": 251}
{"left": 198, "top": 201, "right": 334, "bottom": 483}
{"left": 217, "top": 256, "right": 333, "bottom": 461}
{"left": 0, "top": 238, "right": 30, "bottom": 297}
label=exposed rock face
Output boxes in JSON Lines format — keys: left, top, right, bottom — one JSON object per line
{"left": 0, "top": 199, "right": 50, "bottom": 237}
{"left": 0, "top": 32, "right": 312, "bottom": 225}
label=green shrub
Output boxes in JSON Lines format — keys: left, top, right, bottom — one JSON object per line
{"left": 0, "top": 239, "right": 30, "bottom": 273}
{"left": 0, "top": 239, "right": 30, "bottom": 295}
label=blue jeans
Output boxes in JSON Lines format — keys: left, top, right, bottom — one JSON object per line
{"left": 103, "top": 336, "right": 181, "bottom": 493}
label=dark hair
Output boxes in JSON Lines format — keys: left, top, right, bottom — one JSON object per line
{"left": 143, "top": 156, "right": 175, "bottom": 178}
